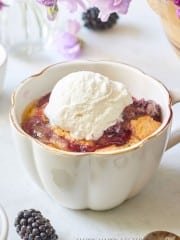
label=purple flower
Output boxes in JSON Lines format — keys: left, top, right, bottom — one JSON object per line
{"left": 47, "top": 4, "right": 58, "bottom": 20}
{"left": 173, "top": 0, "right": 180, "bottom": 7}
{"left": 55, "top": 20, "right": 82, "bottom": 59}
{"left": 89, "top": 0, "right": 132, "bottom": 21}
{"left": 36, "top": 0, "right": 57, "bottom": 7}
{"left": 0, "top": 1, "right": 6, "bottom": 10}
{"left": 173, "top": 0, "right": 180, "bottom": 18}
{"left": 176, "top": 8, "right": 180, "bottom": 18}
{"left": 36, "top": 0, "right": 132, "bottom": 22}
{"left": 56, "top": 32, "right": 81, "bottom": 59}
{"left": 36, "top": 0, "right": 58, "bottom": 20}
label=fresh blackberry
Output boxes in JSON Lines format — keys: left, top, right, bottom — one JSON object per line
{"left": 14, "top": 209, "right": 58, "bottom": 240}
{"left": 82, "top": 7, "right": 119, "bottom": 30}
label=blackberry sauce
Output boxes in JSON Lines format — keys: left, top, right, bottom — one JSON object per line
{"left": 22, "top": 93, "right": 162, "bottom": 152}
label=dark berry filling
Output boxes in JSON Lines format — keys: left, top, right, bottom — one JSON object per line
{"left": 123, "top": 97, "right": 162, "bottom": 122}
{"left": 22, "top": 93, "right": 162, "bottom": 152}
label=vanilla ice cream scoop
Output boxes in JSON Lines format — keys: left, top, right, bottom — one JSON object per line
{"left": 44, "top": 71, "right": 132, "bottom": 140}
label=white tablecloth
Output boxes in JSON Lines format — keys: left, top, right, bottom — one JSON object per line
{"left": 0, "top": 1, "right": 180, "bottom": 239}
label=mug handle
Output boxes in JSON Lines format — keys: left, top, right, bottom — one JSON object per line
{"left": 166, "top": 89, "right": 180, "bottom": 150}
{"left": 0, "top": 205, "right": 8, "bottom": 240}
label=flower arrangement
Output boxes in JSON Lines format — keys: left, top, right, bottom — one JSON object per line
{"left": 0, "top": 0, "right": 132, "bottom": 58}
{"left": 173, "top": 0, "right": 180, "bottom": 17}
{"left": 36, "top": 0, "right": 131, "bottom": 21}
{"left": 36, "top": 0, "right": 132, "bottom": 58}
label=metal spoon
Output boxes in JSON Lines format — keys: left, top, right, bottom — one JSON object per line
{"left": 143, "top": 231, "right": 180, "bottom": 240}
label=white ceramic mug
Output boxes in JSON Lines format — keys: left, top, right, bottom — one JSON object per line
{"left": 10, "top": 61, "right": 180, "bottom": 210}
{"left": 0, "top": 205, "right": 8, "bottom": 240}
{"left": 0, "top": 44, "right": 7, "bottom": 95}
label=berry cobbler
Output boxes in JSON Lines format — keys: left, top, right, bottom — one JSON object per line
{"left": 21, "top": 71, "right": 162, "bottom": 152}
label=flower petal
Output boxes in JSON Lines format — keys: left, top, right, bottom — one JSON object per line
{"left": 89, "top": 0, "right": 131, "bottom": 21}
{"left": 55, "top": 31, "right": 82, "bottom": 59}
{"left": 56, "top": 32, "right": 78, "bottom": 48}
{"left": 36, "top": 0, "right": 57, "bottom": 7}
{"left": 68, "top": 20, "right": 81, "bottom": 35}
{"left": 63, "top": 42, "right": 81, "bottom": 59}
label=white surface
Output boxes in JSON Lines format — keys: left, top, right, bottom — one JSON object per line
{"left": 0, "top": 1, "right": 180, "bottom": 239}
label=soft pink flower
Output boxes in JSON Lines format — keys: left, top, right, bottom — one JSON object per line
{"left": 55, "top": 20, "right": 82, "bottom": 59}
{"left": 89, "top": 0, "right": 131, "bottom": 21}
{"left": 68, "top": 19, "right": 81, "bottom": 34}
{"left": 56, "top": 32, "right": 81, "bottom": 59}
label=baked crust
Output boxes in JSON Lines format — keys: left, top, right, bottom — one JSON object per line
{"left": 22, "top": 100, "right": 161, "bottom": 152}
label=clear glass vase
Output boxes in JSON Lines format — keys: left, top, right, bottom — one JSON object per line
{"left": 0, "top": 0, "right": 53, "bottom": 57}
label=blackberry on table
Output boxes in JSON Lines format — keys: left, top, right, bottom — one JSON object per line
{"left": 14, "top": 209, "right": 58, "bottom": 240}
{"left": 82, "top": 7, "right": 119, "bottom": 30}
